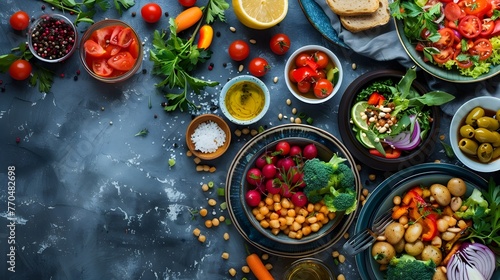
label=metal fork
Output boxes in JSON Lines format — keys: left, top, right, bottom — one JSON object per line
{"left": 342, "top": 210, "right": 394, "bottom": 256}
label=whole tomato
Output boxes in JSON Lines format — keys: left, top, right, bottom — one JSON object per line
{"left": 313, "top": 78, "right": 334, "bottom": 99}
{"left": 269, "top": 33, "right": 291, "bottom": 55}
{"left": 178, "top": 0, "right": 197, "bottom": 7}
{"left": 141, "top": 3, "right": 162, "bottom": 23}
{"left": 9, "top": 60, "right": 32, "bottom": 81}
{"left": 248, "top": 57, "right": 270, "bottom": 77}
{"left": 10, "top": 11, "right": 30, "bottom": 31}
{"left": 228, "top": 40, "right": 250, "bottom": 61}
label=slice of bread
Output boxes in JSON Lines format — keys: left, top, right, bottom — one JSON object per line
{"left": 326, "top": 0, "right": 379, "bottom": 16}
{"left": 339, "top": 0, "right": 390, "bottom": 33}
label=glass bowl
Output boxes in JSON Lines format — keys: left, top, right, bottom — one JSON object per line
{"left": 79, "top": 19, "right": 143, "bottom": 83}
{"left": 28, "top": 14, "right": 77, "bottom": 63}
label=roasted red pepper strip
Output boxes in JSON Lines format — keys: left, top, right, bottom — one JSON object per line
{"left": 422, "top": 213, "right": 439, "bottom": 241}
{"left": 392, "top": 205, "right": 409, "bottom": 220}
{"left": 369, "top": 148, "right": 402, "bottom": 159}
{"left": 292, "top": 66, "right": 318, "bottom": 83}
{"left": 367, "top": 92, "right": 385, "bottom": 105}
{"left": 402, "top": 187, "right": 424, "bottom": 206}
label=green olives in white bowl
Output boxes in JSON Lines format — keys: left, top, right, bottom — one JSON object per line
{"left": 450, "top": 96, "right": 500, "bottom": 172}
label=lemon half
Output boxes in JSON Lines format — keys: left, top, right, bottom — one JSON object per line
{"left": 232, "top": 0, "right": 288, "bottom": 30}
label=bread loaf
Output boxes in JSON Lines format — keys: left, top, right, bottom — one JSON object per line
{"left": 339, "top": 0, "right": 390, "bottom": 33}
{"left": 326, "top": 0, "right": 379, "bottom": 16}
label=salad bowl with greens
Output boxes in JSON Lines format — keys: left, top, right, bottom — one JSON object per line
{"left": 390, "top": 0, "right": 500, "bottom": 82}
{"left": 338, "top": 67, "right": 455, "bottom": 171}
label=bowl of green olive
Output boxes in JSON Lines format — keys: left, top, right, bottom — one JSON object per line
{"left": 450, "top": 96, "right": 500, "bottom": 172}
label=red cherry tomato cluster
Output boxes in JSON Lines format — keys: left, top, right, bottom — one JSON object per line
{"left": 417, "top": 0, "right": 500, "bottom": 68}
{"left": 244, "top": 141, "right": 318, "bottom": 208}
{"left": 83, "top": 25, "right": 140, "bottom": 78}
{"left": 289, "top": 51, "right": 335, "bottom": 99}
{"left": 227, "top": 33, "right": 291, "bottom": 78}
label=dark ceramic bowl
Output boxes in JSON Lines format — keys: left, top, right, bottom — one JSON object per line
{"left": 338, "top": 69, "right": 440, "bottom": 172}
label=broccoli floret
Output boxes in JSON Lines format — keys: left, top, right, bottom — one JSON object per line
{"left": 302, "top": 154, "right": 357, "bottom": 214}
{"left": 455, "top": 188, "right": 490, "bottom": 219}
{"left": 323, "top": 186, "right": 357, "bottom": 214}
{"left": 386, "top": 254, "right": 436, "bottom": 280}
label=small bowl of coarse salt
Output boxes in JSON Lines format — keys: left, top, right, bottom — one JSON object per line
{"left": 186, "top": 114, "right": 231, "bottom": 160}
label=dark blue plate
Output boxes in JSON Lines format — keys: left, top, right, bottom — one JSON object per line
{"left": 225, "top": 124, "right": 361, "bottom": 257}
{"left": 297, "top": 0, "right": 349, "bottom": 49}
{"left": 354, "top": 163, "right": 499, "bottom": 279}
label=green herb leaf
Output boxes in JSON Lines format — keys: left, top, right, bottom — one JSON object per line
{"left": 113, "top": 0, "right": 134, "bottom": 15}
{"left": 135, "top": 128, "right": 149, "bottom": 137}
{"left": 205, "top": 0, "right": 230, "bottom": 24}
{"left": 29, "top": 66, "right": 55, "bottom": 93}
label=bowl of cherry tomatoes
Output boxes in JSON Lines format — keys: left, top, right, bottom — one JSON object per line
{"left": 79, "top": 19, "right": 143, "bottom": 83}
{"left": 284, "top": 45, "right": 343, "bottom": 104}
{"left": 225, "top": 124, "right": 361, "bottom": 254}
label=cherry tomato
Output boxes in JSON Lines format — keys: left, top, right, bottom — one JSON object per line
{"left": 9, "top": 60, "right": 32, "bottom": 81}
{"left": 248, "top": 57, "right": 269, "bottom": 77}
{"left": 178, "top": 0, "right": 196, "bottom": 7}
{"left": 312, "top": 51, "right": 329, "bottom": 69}
{"left": 297, "top": 81, "right": 311, "bottom": 94}
{"left": 228, "top": 40, "right": 250, "bottom": 61}
{"left": 295, "top": 52, "right": 310, "bottom": 67}
{"left": 84, "top": 40, "right": 107, "bottom": 58}
{"left": 443, "top": 2, "right": 464, "bottom": 22}
{"left": 463, "top": 0, "right": 491, "bottom": 17}
{"left": 141, "top": 3, "right": 162, "bottom": 23}
{"left": 434, "top": 28, "right": 456, "bottom": 49}
{"left": 432, "top": 47, "right": 455, "bottom": 64}
{"left": 458, "top": 15, "right": 482, "bottom": 38}
{"left": 469, "top": 38, "right": 493, "bottom": 60}
{"left": 10, "top": 11, "right": 30, "bottom": 31}
{"left": 275, "top": 141, "right": 291, "bottom": 156}
{"left": 92, "top": 58, "right": 114, "bottom": 77}
{"left": 313, "top": 78, "right": 334, "bottom": 99}
{"left": 107, "top": 52, "right": 136, "bottom": 71}
{"left": 269, "top": 33, "right": 291, "bottom": 55}
{"left": 481, "top": 19, "right": 495, "bottom": 36}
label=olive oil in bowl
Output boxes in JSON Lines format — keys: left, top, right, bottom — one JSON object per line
{"left": 283, "top": 258, "right": 334, "bottom": 280}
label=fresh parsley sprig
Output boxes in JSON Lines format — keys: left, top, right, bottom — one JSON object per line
{"left": 150, "top": 0, "right": 229, "bottom": 112}
{"left": 0, "top": 43, "right": 54, "bottom": 93}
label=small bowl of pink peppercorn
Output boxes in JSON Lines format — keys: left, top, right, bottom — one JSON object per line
{"left": 28, "top": 14, "right": 77, "bottom": 63}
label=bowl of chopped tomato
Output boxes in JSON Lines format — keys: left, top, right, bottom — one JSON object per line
{"left": 284, "top": 45, "right": 343, "bottom": 104}
{"left": 391, "top": 0, "right": 500, "bottom": 82}
{"left": 79, "top": 19, "right": 143, "bottom": 83}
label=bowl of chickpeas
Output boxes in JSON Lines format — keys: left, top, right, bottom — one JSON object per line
{"left": 449, "top": 96, "right": 500, "bottom": 172}
{"left": 225, "top": 124, "right": 362, "bottom": 257}
{"left": 354, "top": 163, "right": 490, "bottom": 280}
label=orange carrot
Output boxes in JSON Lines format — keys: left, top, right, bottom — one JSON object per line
{"left": 442, "top": 242, "right": 461, "bottom": 266}
{"left": 174, "top": 6, "right": 203, "bottom": 33}
{"left": 246, "top": 253, "right": 274, "bottom": 280}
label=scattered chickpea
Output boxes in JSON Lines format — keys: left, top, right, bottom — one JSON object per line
{"left": 286, "top": 99, "right": 292, "bottom": 106}
{"left": 278, "top": 113, "right": 283, "bottom": 120}
{"left": 356, "top": 164, "right": 362, "bottom": 172}
{"left": 198, "top": 234, "right": 206, "bottom": 243}
{"left": 265, "top": 263, "right": 273, "bottom": 270}
{"left": 250, "top": 129, "right": 258, "bottom": 136}
{"left": 209, "top": 166, "right": 216, "bottom": 173}
{"left": 290, "top": 117, "right": 295, "bottom": 123}
{"left": 434, "top": 159, "right": 441, "bottom": 163}
{"left": 193, "top": 157, "right": 202, "bottom": 164}
{"left": 234, "top": 129, "right": 242, "bottom": 137}
{"left": 241, "top": 265, "right": 250, "bottom": 273}
{"left": 439, "top": 134, "right": 445, "bottom": 141}
{"left": 351, "top": 63, "right": 357, "bottom": 70}
{"left": 229, "top": 26, "right": 236, "bottom": 33}
{"left": 201, "top": 184, "right": 209, "bottom": 192}
{"left": 249, "top": 39, "right": 256, "bottom": 44}
{"left": 203, "top": 165, "right": 210, "bottom": 172}
{"left": 223, "top": 232, "right": 230, "bottom": 240}
{"left": 332, "top": 251, "right": 340, "bottom": 258}
{"left": 261, "top": 253, "right": 269, "bottom": 261}
{"left": 208, "top": 198, "right": 217, "bottom": 206}
{"left": 242, "top": 128, "right": 250, "bottom": 135}
{"left": 228, "top": 268, "right": 236, "bottom": 276}
{"left": 338, "top": 254, "right": 346, "bottom": 263}
{"left": 219, "top": 216, "right": 226, "bottom": 222}
{"left": 360, "top": 195, "right": 366, "bottom": 201}
{"left": 186, "top": 150, "right": 193, "bottom": 157}
{"left": 212, "top": 218, "right": 220, "bottom": 227}
{"left": 337, "top": 274, "right": 346, "bottom": 280}
{"left": 393, "top": 195, "right": 401, "bottom": 205}
{"left": 221, "top": 252, "right": 229, "bottom": 259}
{"left": 238, "top": 64, "right": 244, "bottom": 72}
{"left": 294, "top": 118, "right": 302, "bottom": 124}
{"left": 362, "top": 188, "right": 369, "bottom": 197}
{"left": 343, "top": 232, "right": 350, "bottom": 239}
{"left": 205, "top": 220, "right": 213, "bottom": 228}
{"left": 292, "top": 108, "right": 297, "bottom": 115}
{"left": 368, "top": 174, "right": 376, "bottom": 181}
{"left": 273, "top": 76, "right": 278, "bottom": 83}
{"left": 199, "top": 208, "right": 208, "bottom": 217}
{"left": 193, "top": 228, "right": 201, "bottom": 237}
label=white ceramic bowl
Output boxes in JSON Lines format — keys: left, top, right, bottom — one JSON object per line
{"left": 219, "top": 75, "right": 270, "bottom": 125}
{"left": 450, "top": 96, "right": 500, "bottom": 172}
{"left": 284, "top": 45, "right": 343, "bottom": 104}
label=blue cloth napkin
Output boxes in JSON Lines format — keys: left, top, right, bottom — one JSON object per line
{"left": 314, "top": 0, "right": 500, "bottom": 115}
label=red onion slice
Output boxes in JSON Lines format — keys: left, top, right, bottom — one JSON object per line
{"left": 447, "top": 242, "right": 495, "bottom": 280}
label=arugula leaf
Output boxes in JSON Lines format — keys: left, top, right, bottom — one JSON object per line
{"left": 205, "top": 0, "right": 230, "bottom": 24}
{"left": 135, "top": 128, "right": 149, "bottom": 137}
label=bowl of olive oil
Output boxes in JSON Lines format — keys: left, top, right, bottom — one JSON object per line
{"left": 220, "top": 75, "right": 270, "bottom": 125}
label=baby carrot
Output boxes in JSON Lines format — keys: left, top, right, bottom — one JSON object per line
{"left": 246, "top": 253, "right": 274, "bottom": 280}
{"left": 174, "top": 6, "right": 203, "bottom": 33}
{"left": 197, "top": 25, "right": 213, "bottom": 49}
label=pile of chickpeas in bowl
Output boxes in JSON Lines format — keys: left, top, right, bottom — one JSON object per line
{"left": 371, "top": 177, "right": 471, "bottom": 279}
